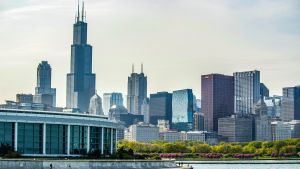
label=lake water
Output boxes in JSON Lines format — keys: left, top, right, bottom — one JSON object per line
{"left": 188, "top": 163, "right": 300, "bottom": 169}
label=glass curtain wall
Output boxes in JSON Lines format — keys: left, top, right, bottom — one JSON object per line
{"left": 89, "top": 126, "right": 102, "bottom": 153}
{"left": 17, "top": 123, "right": 43, "bottom": 154}
{"left": 46, "top": 124, "right": 68, "bottom": 154}
{"left": 70, "top": 125, "right": 87, "bottom": 154}
{"left": 0, "top": 122, "right": 14, "bottom": 147}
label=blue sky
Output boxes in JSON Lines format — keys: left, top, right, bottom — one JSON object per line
{"left": 0, "top": 0, "right": 300, "bottom": 107}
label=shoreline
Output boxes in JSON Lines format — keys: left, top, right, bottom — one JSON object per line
{"left": 176, "top": 159, "right": 300, "bottom": 164}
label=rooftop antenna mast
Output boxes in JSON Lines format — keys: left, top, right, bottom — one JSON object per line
{"left": 132, "top": 63, "right": 135, "bottom": 73}
{"left": 141, "top": 63, "right": 143, "bottom": 73}
{"left": 81, "top": 1, "right": 85, "bottom": 22}
{"left": 77, "top": 0, "right": 80, "bottom": 22}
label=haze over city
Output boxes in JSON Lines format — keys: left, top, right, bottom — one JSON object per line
{"left": 1, "top": 0, "right": 300, "bottom": 107}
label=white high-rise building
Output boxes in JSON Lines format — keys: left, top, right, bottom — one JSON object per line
{"left": 88, "top": 93, "right": 104, "bottom": 115}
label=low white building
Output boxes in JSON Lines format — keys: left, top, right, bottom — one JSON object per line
{"left": 159, "top": 131, "right": 181, "bottom": 142}
{"left": 271, "top": 121, "right": 292, "bottom": 140}
{"left": 124, "top": 123, "right": 159, "bottom": 142}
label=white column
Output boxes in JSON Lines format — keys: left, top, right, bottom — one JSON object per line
{"left": 14, "top": 122, "right": 18, "bottom": 152}
{"left": 110, "top": 128, "right": 113, "bottom": 154}
{"left": 87, "top": 126, "right": 90, "bottom": 153}
{"left": 115, "top": 129, "right": 118, "bottom": 151}
{"left": 101, "top": 127, "right": 104, "bottom": 154}
{"left": 43, "top": 123, "right": 46, "bottom": 155}
{"left": 67, "top": 125, "right": 71, "bottom": 155}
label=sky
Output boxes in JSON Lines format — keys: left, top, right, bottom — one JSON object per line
{"left": 0, "top": 0, "right": 300, "bottom": 107}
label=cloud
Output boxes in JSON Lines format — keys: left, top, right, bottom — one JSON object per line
{"left": 0, "top": 0, "right": 300, "bottom": 106}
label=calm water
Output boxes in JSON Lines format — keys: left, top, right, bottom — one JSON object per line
{"left": 189, "top": 164, "right": 300, "bottom": 169}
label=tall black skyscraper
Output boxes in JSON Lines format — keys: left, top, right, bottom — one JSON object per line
{"left": 66, "top": 2, "right": 95, "bottom": 112}
{"left": 33, "top": 61, "right": 56, "bottom": 107}
{"left": 127, "top": 64, "right": 147, "bottom": 115}
{"left": 149, "top": 92, "right": 172, "bottom": 125}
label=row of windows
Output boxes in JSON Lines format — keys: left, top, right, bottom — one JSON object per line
{"left": 0, "top": 122, "right": 116, "bottom": 155}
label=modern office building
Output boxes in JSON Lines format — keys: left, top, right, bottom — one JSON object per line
{"left": 193, "top": 112, "right": 204, "bottom": 131}
{"left": 218, "top": 115, "right": 253, "bottom": 142}
{"left": 180, "top": 131, "right": 219, "bottom": 145}
{"left": 66, "top": 4, "right": 96, "bottom": 112}
{"left": 124, "top": 123, "right": 159, "bottom": 142}
{"left": 103, "top": 93, "right": 123, "bottom": 115}
{"left": 172, "top": 89, "right": 194, "bottom": 131}
{"left": 281, "top": 86, "right": 300, "bottom": 121}
{"left": 254, "top": 98, "right": 272, "bottom": 141}
{"left": 260, "top": 83, "right": 269, "bottom": 98}
{"left": 0, "top": 108, "right": 120, "bottom": 156}
{"left": 16, "top": 94, "right": 33, "bottom": 103}
{"left": 88, "top": 93, "right": 104, "bottom": 115}
{"left": 34, "top": 61, "right": 56, "bottom": 107}
{"left": 157, "top": 120, "right": 170, "bottom": 132}
{"left": 141, "top": 98, "right": 150, "bottom": 123}
{"left": 201, "top": 74, "right": 234, "bottom": 132}
{"left": 234, "top": 70, "right": 260, "bottom": 115}
{"left": 271, "top": 121, "right": 292, "bottom": 140}
{"left": 264, "top": 96, "right": 282, "bottom": 118}
{"left": 127, "top": 64, "right": 147, "bottom": 115}
{"left": 149, "top": 92, "right": 172, "bottom": 125}
{"left": 290, "top": 120, "right": 300, "bottom": 138}
{"left": 159, "top": 131, "right": 181, "bottom": 142}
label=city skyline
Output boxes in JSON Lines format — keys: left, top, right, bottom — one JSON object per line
{"left": 1, "top": 0, "right": 300, "bottom": 107}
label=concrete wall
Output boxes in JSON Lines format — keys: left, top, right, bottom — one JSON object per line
{"left": 0, "top": 160, "right": 177, "bottom": 169}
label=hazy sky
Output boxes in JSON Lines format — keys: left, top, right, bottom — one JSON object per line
{"left": 0, "top": 0, "right": 300, "bottom": 107}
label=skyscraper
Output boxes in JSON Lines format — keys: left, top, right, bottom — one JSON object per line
{"left": 149, "top": 92, "right": 172, "bottom": 125}
{"left": 172, "top": 89, "right": 194, "bottom": 131}
{"left": 201, "top": 74, "right": 234, "bottom": 132}
{"left": 141, "top": 98, "right": 150, "bottom": 123}
{"left": 234, "top": 70, "right": 260, "bottom": 115}
{"left": 66, "top": 2, "right": 96, "bottom": 112}
{"left": 103, "top": 93, "right": 123, "bottom": 115}
{"left": 33, "top": 61, "right": 56, "bottom": 107}
{"left": 127, "top": 64, "right": 147, "bottom": 115}
{"left": 281, "top": 86, "right": 300, "bottom": 121}
{"left": 88, "top": 93, "right": 104, "bottom": 115}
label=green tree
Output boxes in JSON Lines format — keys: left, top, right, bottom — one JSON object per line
{"left": 191, "top": 144, "right": 211, "bottom": 153}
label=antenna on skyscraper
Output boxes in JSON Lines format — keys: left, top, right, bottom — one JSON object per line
{"left": 132, "top": 63, "right": 135, "bottom": 73}
{"left": 77, "top": 0, "right": 80, "bottom": 22}
{"left": 141, "top": 63, "right": 143, "bottom": 73}
{"left": 81, "top": 1, "right": 85, "bottom": 22}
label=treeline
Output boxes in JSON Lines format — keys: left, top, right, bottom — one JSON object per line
{"left": 118, "top": 139, "right": 300, "bottom": 158}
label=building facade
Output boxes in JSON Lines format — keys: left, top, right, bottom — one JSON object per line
{"left": 124, "top": 123, "right": 159, "bottom": 142}
{"left": 281, "top": 86, "right": 300, "bottom": 121}
{"left": 218, "top": 115, "right": 253, "bottom": 142}
{"left": 172, "top": 89, "right": 194, "bottom": 131}
{"left": 66, "top": 4, "right": 96, "bottom": 112}
{"left": 201, "top": 74, "right": 234, "bottom": 132}
{"left": 0, "top": 108, "right": 120, "bottom": 156}
{"left": 193, "top": 112, "right": 204, "bottom": 131}
{"left": 88, "top": 93, "right": 104, "bottom": 115}
{"left": 16, "top": 94, "right": 33, "bottom": 103}
{"left": 103, "top": 93, "right": 123, "bottom": 115}
{"left": 271, "top": 121, "right": 292, "bottom": 141}
{"left": 141, "top": 98, "right": 150, "bottom": 123}
{"left": 234, "top": 70, "right": 260, "bottom": 115}
{"left": 127, "top": 64, "right": 147, "bottom": 115}
{"left": 149, "top": 92, "right": 172, "bottom": 125}
{"left": 254, "top": 98, "right": 272, "bottom": 141}
{"left": 34, "top": 61, "right": 56, "bottom": 107}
